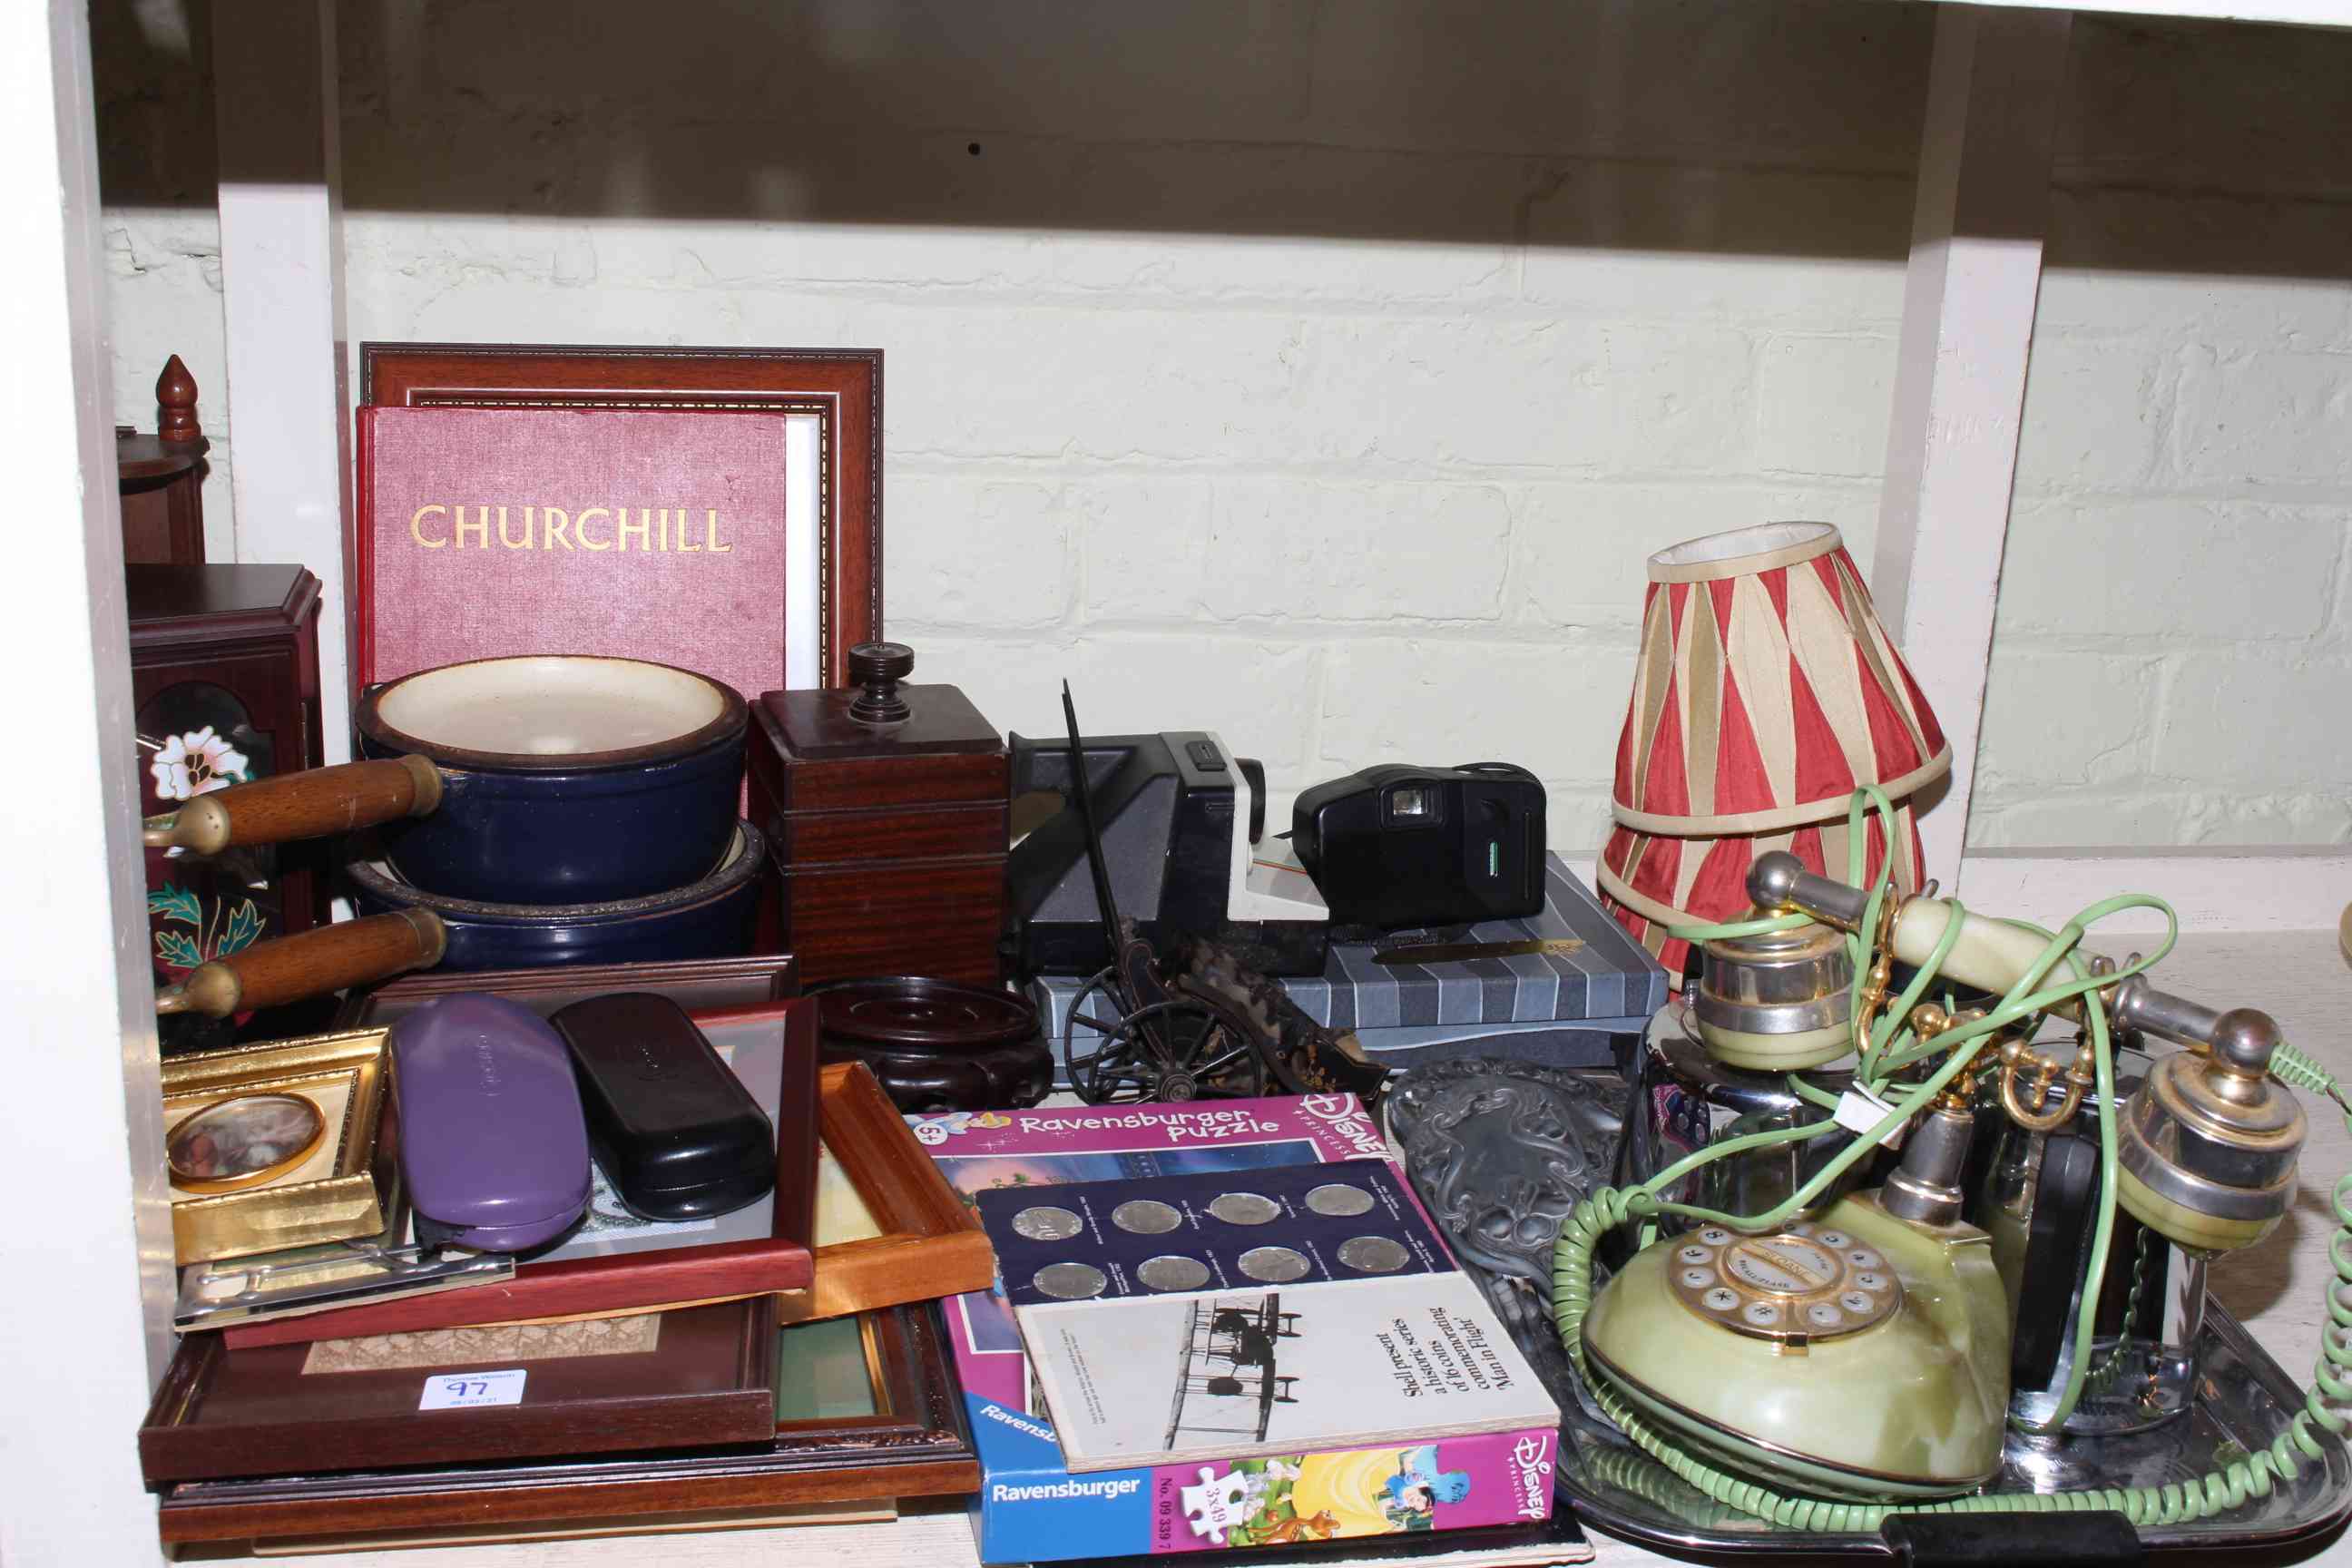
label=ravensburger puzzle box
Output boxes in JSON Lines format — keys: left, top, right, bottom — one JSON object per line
{"left": 909, "top": 1095, "right": 1561, "bottom": 1563}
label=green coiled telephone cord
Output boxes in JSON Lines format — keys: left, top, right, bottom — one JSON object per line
{"left": 1553, "top": 787, "right": 2352, "bottom": 1527}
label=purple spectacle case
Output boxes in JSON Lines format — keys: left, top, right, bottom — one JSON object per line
{"left": 392, "top": 994, "right": 592, "bottom": 1252}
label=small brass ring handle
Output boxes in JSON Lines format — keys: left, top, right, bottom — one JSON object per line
{"left": 1847, "top": 887, "right": 1906, "bottom": 1056}
{"left": 2001, "top": 1054, "right": 2088, "bottom": 1132}
{"left": 1852, "top": 955, "right": 1892, "bottom": 1059}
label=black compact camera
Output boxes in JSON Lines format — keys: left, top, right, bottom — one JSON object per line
{"left": 1290, "top": 761, "right": 1545, "bottom": 930}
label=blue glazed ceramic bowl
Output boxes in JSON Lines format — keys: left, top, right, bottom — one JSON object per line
{"left": 356, "top": 654, "right": 747, "bottom": 905}
{"left": 347, "top": 819, "right": 764, "bottom": 971}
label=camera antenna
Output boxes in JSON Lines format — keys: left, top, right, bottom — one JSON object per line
{"left": 1061, "top": 681, "right": 1124, "bottom": 956}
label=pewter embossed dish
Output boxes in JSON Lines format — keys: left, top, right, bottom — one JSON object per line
{"left": 1388, "top": 1056, "right": 1626, "bottom": 1293}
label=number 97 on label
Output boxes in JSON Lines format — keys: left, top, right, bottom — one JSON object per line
{"left": 419, "top": 1367, "right": 527, "bottom": 1410}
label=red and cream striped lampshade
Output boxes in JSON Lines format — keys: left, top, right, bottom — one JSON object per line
{"left": 1596, "top": 522, "right": 1948, "bottom": 969}
{"left": 1598, "top": 806, "right": 1927, "bottom": 974}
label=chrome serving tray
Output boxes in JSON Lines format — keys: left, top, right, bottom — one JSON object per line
{"left": 1389, "top": 1056, "right": 2352, "bottom": 1559}
{"left": 1550, "top": 1299, "right": 2349, "bottom": 1557}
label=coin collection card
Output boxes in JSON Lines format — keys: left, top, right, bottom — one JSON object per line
{"left": 973, "top": 1159, "right": 1447, "bottom": 1310}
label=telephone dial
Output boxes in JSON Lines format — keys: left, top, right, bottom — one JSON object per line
{"left": 1553, "top": 790, "right": 2349, "bottom": 1530}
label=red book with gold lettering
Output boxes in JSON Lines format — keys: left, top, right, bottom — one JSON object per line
{"left": 354, "top": 406, "right": 812, "bottom": 702}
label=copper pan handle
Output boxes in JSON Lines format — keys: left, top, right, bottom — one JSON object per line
{"left": 156, "top": 910, "right": 448, "bottom": 1017}
{"left": 142, "top": 756, "right": 442, "bottom": 855}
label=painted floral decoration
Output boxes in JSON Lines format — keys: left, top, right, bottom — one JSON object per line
{"left": 148, "top": 883, "right": 264, "bottom": 972}
{"left": 149, "top": 725, "right": 250, "bottom": 802}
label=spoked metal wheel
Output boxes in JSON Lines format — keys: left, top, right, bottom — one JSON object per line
{"left": 1063, "top": 975, "right": 1267, "bottom": 1104}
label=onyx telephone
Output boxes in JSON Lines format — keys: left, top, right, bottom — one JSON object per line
{"left": 1556, "top": 805, "right": 2348, "bottom": 1534}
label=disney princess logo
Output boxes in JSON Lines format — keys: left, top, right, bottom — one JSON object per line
{"left": 1298, "top": 1093, "right": 1386, "bottom": 1158}
{"left": 1509, "top": 1433, "right": 1553, "bottom": 1519}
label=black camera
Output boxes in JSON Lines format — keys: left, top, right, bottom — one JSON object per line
{"left": 1289, "top": 761, "right": 1546, "bottom": 930}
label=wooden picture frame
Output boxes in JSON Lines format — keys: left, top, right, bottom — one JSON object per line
{"left": 331, "top": 954, "right": 801, "bottom": 1031}
{"left": 221, "top": 997, "right": 820, "bottom": 1348}
{"left": 152, "top": 1304, "right": 975, "bottom": 1546}
{"left": 332, "top": 970, "right": 988, "bottom": 1325}
{"left": 356, "top": 342, "right": 882, "bottom": 694}
{"left": 142, "top": 1296, "right": 779, "bottom": 1485}
{"left": 785, "top": 1058, "right": 995, "bottom": 1323}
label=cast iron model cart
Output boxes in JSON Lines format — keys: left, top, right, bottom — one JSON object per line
{"left": 1051, "top": 682, "right": 1388, "bottom": 1109}
{"left": 1061, "top": 938, "right": 1269, "bottom": 1103}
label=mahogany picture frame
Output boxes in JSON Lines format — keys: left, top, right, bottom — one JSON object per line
{"left": 330, "top": 953, "right": 802, "bottom": 1031}
{"left": 222, "top": 991, "right": 820, "bottom": 1348}
{"left": 356, "top": 342, "right": 882, "bottom": 693}
{"left": 152, "top": 1303, "right": 975, "bottom": 1547}
{"left": 328, "top": 968, "right": 985, "bottom": 1324}
{"left": 142, "top": 1295, "right": 779, "bottom": 1485}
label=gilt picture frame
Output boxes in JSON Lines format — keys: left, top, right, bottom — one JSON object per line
{"left": 161, "top": 1030, "right": 391, "bottom": 1265}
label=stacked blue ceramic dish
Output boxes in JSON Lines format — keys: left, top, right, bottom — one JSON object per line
{"left": 342, "top": 654, "right": 763, "bottom": 971}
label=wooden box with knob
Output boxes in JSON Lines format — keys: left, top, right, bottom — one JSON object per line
{"left": 747, "top": 642, "right": 1007, "bottom": 986}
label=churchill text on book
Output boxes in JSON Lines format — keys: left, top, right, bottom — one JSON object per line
{"left": 409, "top": 505, "right": 733, "bottom": 553}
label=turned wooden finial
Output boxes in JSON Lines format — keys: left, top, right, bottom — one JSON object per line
{"left": 156, "top": 355, "right": 201, "bottom": 446}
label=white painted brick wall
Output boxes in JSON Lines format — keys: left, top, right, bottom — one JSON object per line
{"left": 93, "top": 2, "right": 2352, "bottom": 854}
{"left": 101, "top": 207, "right": 238, "bottom": 559}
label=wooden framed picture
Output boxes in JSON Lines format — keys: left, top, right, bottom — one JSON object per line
{"left": 784, "top": 1058, "right": 995, "bottom": 1323}
{"left": 331, "top": 954, "right": 801, "bottom": 1031}
{"left": 152, "top": 1304, "right": 976, "bottom": 1547}
{"left": 221, "top": 997, "right": 820, "bottom": 1348}
{"left": 330, "top": 967, "right": 989, "bottom": 1325}
{"left": 142, "top": 1296, "right": 779, "bottom": 1485}
{"left": 354, "top": 343, "right": 882, "bottom": 707}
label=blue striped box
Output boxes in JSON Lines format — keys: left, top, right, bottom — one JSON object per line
{"left": 1033, "top": 856, "right": 1669, "bottom": 1074}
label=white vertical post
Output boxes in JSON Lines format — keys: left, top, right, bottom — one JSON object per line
{"left": 0, "top": 2, "right": 173, "bottom": 1563}
{"left": 214, "top": 0, "right": 353, "bottom": 760}
{"left": 1874, "top": 5, "right": 2071, "bottom": 895}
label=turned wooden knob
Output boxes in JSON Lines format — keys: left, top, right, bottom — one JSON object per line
{"left": 156, "top": 355, "right": 201, "bottom": 446}
{"left": 847, "top": 641, "right": 915, "bottom": 723}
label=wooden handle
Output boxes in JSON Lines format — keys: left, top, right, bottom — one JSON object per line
{"left": 156, "top": 910, "right": 448, "bottom": 1017}
{"left": 142, "top": 757, "right": 442, "bottom": 855}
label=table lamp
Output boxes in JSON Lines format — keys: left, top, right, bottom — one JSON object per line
{"left": 1595, "top": 522, "right": 1949, "bottom": 972}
